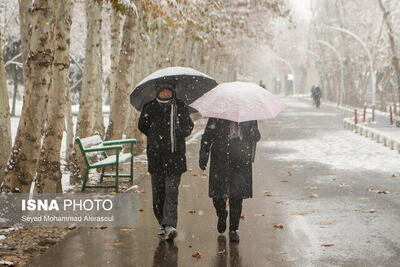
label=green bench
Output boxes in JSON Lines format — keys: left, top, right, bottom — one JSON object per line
{"left": 75, "top": 132, "right": 137, "bottom": 193}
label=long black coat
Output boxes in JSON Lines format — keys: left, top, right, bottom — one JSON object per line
{"left": 200, "top": 118, "right": 261, "bottom": 199}
{"left": 138, "top": 99, "right": 194, "bottom": 176}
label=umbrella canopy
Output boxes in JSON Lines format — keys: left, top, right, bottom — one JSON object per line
{"left": 130, "top": 66, "right": 218, "bottom": 111}
{"left": 189, "top": 81, "right": 287, "bottom": 122}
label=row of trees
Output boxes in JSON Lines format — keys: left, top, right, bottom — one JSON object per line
{"left": 308, "top": 0, "right": 400, "bottom": 110}
{"left": 0, "top": 0, "right": 289, "bottom": 192}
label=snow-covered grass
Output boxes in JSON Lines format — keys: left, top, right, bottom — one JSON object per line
{"left": 260, "top": 130, "right": 400, "bottom": 173}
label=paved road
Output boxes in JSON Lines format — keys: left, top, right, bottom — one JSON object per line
{"left": 30, "top": 98, "right": 400, "bottom": 267}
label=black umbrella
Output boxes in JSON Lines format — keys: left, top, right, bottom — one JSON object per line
{"left": 130, "top": 67, "right": 218, "bottom": 111}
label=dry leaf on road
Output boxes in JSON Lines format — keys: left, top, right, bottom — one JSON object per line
{"left": 321, "top": 244, "right": 334, "bottom": 247}
{"left": 292, "top": 212, "right": 308, "bottom": 216}
{"left": 357, "top": 197, "right": 369, "bottom": 201}
{"left": 280, "top": 180, "right": 288, "bottom": 183}
{"left": 273, "top": 224, "right": 284, "bottom": 229}
{"left": 361, "top": 209, "right": 376, "bottom": 213}
{"left": 254, "top": 213, "right": 265, "bottom": 217}
{"left": 106, "top": 242, "right": 123, "bottom": 246}
{"left": 310, "top": 192, "right": 319, "bottom": 198}
{"left": 316, "top": 222, "right": 332, "bottom": 225}
{"left": 120, "top": 228, "right": 136, "bottom": 232}
{"left": 188, "top": 210, "right": 196, "bottom": 214}
{"left": 192, "top": 251, "right": 201, "bottom": 259}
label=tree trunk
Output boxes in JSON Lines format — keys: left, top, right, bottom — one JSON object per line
{"left": 107, "top": 10, "right": 136, "bottom": 141}
{"left": 2, "top": 0, "right": 55, "bottom": 193}
{"left": 105, "top": 9, "right": 123, "bottom": 139}
{"left": 65, "top": 87, "right": 74, "bottom": 168}
{"left": 0, "top": 34, "right": 12, "bottom": 185}
{"left": 11, "top": 72, "right": 18, "bottom": 117}
{"left": 35, "top": 0, "right": 73, "bottom": 193}
{"left": 378, "top": 0, "right": 400, "bottom": 111}
{"left": 69, "top": 0, "right": 102, "bottom": 182}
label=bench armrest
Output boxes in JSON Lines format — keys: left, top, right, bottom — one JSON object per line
{"left": 84, "top": 145, "right": 123, "bottom": 152}
{"left": 103, "top": 139, "right": 137, "bottom": 145}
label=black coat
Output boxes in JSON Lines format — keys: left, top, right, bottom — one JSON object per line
{"left": 138, "top": 99, "right": 194, "bottom": 176}
{"left": 200, "top": 118, "right": 261, "bottom": 199}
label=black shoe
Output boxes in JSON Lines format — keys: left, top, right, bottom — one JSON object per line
{"left": 217, "top": 211, "right": 228, "bottom": 233}
{"left": 229, "top": 230, "right": 240, "bottom": 243}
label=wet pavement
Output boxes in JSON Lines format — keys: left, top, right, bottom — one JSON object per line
{"left": 30, "top": 98, "right": 400, "bottom": 266}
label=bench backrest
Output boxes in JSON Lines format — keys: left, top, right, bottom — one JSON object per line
{"left": 75, "top": 133, "right": 104, "bottom": 166}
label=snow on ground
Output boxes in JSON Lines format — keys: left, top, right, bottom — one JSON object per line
{"left": 260, "top": 130, "right": 400, "bottom": 173}
{"left": 283, "top": 111, "right": 336, "bottom": 117}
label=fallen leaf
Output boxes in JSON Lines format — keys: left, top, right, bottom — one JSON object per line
{"left": 275, "top": 201, "right": 283, "bottom": 204}
{"left": 310, "top": 192, "right": 320, "bottom": 198}
{"left": 134, "top": 189, "right": 145, "bottom": 194}
{"left": 200, "top": 174, "right": 208, "bottom": 179}
{"left": 317, "top": 222, "right": 332, "bottom": 225}
{"left": 67, "top": 226, "right": 76, "bottom": 230}
{"left": 192, "top": 173, "right": 198, "bottom": 177}
{"left": 218, "top": 249, "right": 226, "bottom": 255}
{"left": 264, "top": 193, "right": 273, "bottom": 197}
{"left": 377, "top": 190, "right": 390, "bottom": 194}
{"left": 120, "top": 228, "right": 136, "bottom": 232}
{"left": 288, "top": 171, "right": 292, "bottom": 176}
{"left": 292, "top": 212, "right": 308, "bottom": 216}
{"left": 188, "top": 210, "right": 196, "bottom": 214}
{"left": 357, "top": 197, "right": 369, "bottom": 201}
{"left": 274, "top": 224, "right": 284, "bottom": 229}
{"left": 254, "top": 213, "right": 265, "bottom": 217}
{"left": 106, "top": 242, "right": 123, "bottom": 246}
{"left": 266, "top": 257, "right": 273, "bottom": 262}
{"left": 189, "top": 245, "right": 192, "bottom": 248}
{"left": 192, "top": 251, "right": 201, "bottom": 259}
{"left": 138, "top": 208, "right": 144, "bottom": 212}
{"left": 90, "top": 226, "right": 108, "bottom": 230}
{"left": 181, "top": 184, "right": 191, "bottom": 188}
{"left": 286, "top": 258, "right": 296, "bottom": 262}
{"left": 280, "top": 180, "right": 288, "bottom": 183}
{"left": 339, "top": 183, "right": 350, "bottom": 187}
{"left": 240, "top": 215, "right": 246, "bottom": 220}
{"left": 321, "top": 243, "right": 334, "bottom": 247}
{"left": 361, "top": 209, "right": 376, "bottom": 213}
{"left": 111, "top": 192, "right": 117, "bottom": 195}
{"left": 305, "top": 186, "right": 318, "bottom": 190}
{"left": 262, "top": 190, "right": 270, "bottom": 193}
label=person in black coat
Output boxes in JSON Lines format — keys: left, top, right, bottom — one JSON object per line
{"left": 138, "top": 83, "right": 194, "bottom": 241}
{"left": 199, "top": 118, "right": 260, "bottom": 242}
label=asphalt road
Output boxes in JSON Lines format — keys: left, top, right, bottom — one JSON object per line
{"left": 30, "top": 98, "right": 400, "bottom": 267}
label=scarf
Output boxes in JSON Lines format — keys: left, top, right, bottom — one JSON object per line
{"left": 156, "top": 97, "right": 177, "bottom": 153}
{"left": 228, "top": 121, "right": 243, "bottom": 140}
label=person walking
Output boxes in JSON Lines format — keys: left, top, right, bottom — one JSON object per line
{"left": 199, "top": 118, "right": 261, "bottom": 242}
{"left": 311, "top": 86, "right": 322, "bottom": 108}
{"left": 138, "top": 83, "right": 194, "bottom": 241}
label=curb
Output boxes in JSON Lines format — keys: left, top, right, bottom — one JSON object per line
{"left": 343, "top": 118, "right": 400, "bottom": 153}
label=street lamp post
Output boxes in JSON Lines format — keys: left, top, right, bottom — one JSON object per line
{"left": 315, "top": 39, "right": 345, "bottom": 106}
{"left": 326, "top": 26, "right": 376, "bottom": 111}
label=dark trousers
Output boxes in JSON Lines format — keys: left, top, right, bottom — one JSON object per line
{"left": 151, "top": 173, "right": 181, "bottom": 228}
{"left": 212, "top": 198, "right": 243, "bottom": 231}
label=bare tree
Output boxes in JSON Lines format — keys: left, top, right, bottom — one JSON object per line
{"left": 69, "top": 0, "right": 102, "bottom": 181}
{"left": 35, "top": 0, "right": 73, "bottom": 193}
{"left": 2, "top": 0, "right": 55, "bottom": 193}
{"left": 107, "top": 8, "right": 136, "bottom": 141}
{"left": 0, "top": 31, "right": 11, "bottom": 184}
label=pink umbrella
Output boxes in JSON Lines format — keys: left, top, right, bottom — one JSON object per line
{"left": 189, "top": 81, "right": 287, "bottom": 122}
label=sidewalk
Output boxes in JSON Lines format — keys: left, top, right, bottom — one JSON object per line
{"left": 295, "top": 95, "right": 400, "bottom": 153}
